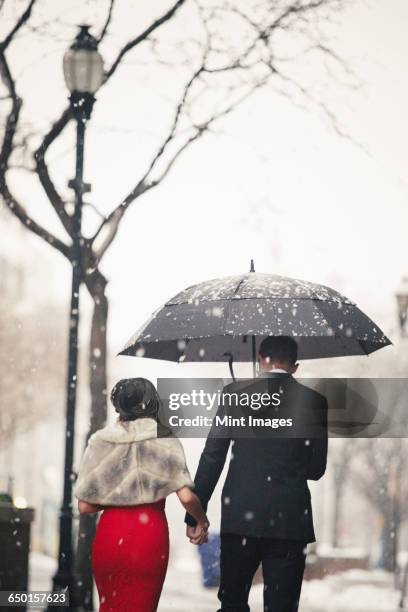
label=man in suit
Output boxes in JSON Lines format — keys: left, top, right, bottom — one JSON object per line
{"left": 185, "top": 336, "right": 328, "bottom": 612}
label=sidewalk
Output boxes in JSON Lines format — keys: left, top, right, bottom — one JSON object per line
{"left": 159, "top": 556, "right": 263, "bottom": 611}
{"left": 28, "top": 552, "right": 260, "bottom": 611}
{"left": 300, "top": 569, "right": 401, "bottom": 612}
{"left": 29, "top": 553, "right": 402, "bottom": 611}
{"left": 161, "top": 560, "right": 402, "bottom": 612}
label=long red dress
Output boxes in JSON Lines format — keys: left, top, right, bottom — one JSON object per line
{"left": 92, "top": 499, "right": 169, "bottom": 612}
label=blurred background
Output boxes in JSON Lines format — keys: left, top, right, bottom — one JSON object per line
{"left": 1, "top": 0, "right": 408, "bottom": 610}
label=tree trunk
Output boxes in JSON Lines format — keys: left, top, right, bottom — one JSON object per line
{"left": 332, "top": 482, "right": 344, "bottom": 548}
{"left": 378, "top": 504, "right": 399, "bottom": 573}
{"left": 380, "top": 514, "right": 395, "bottom": 572}
{"left": 73, "top": 270, "right": 108, "bottom": 610}
{"left": 331, "top": 442, "right": 352, "bottom": 549}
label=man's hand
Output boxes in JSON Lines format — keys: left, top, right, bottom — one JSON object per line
{"left": 186, "top": 523, "right": 209, "bottom": 545}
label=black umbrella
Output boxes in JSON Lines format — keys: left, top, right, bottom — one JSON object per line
{"left": 120, "top": 265, "right": 391, "bottom": 375}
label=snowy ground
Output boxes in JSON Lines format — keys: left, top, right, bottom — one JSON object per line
{"left": 29, "top": 552, "right": 403, "bottom": 611}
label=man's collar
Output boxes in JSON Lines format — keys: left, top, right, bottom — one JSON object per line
{"left": 259, "top": 370, "right": 292, "bottom": 379}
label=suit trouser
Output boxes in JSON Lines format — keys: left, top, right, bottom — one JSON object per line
{"left": 217, "top": 534, "right": 306, "bottom": 612}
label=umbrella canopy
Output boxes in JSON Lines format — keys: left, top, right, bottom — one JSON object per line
{"left": 120, "top": 272, "right": 391, "bottom": 363}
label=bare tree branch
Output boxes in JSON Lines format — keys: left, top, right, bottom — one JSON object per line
{"left": 92, "top": 130, "right": 204, "bottom": 262}
{"left": 28, "top": 0, "right": 188, "bottom": 243}
{"left": 1, "top": 183, "right": 70, "bottom": 258}
{"left": 0, "top": 34, "right": 69, "bottom": 258}
{"left": 105, "top": 0, "right": 186, "bottom": 80}
{"left": 33, "top": 0, "right": 348, "bottom": 262}
{"left": 98, "top": 0, "right": 115, "bottom": 43}
{"left": 0, "top": 0, "right": 352, "bottom": 270}
{"left": 34, "top": 108, "right": 73, "bottom": 236}
{"left": 271, "top": 0, "right": 339, "bottom": 29}
{"left": 129, "top": 64, "right": 206, "bottom": 185}
{"left": 0, "top": 51, "right": 21, "bottom": 170}
{"left": 92, "top": 62, "right": 271, "bottom": 264}
{"left": 0, "top": 0, "right": 36, "bottom": 51}
{"left": 90, "top": 60, "right": 206, "bottom": 256}
{"left": 269, "top": 62, "right": 365, "bottom": 147}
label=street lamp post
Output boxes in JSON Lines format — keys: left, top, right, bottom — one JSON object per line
{"left": 50, "top": 25, "right": 103, "bottom": 600}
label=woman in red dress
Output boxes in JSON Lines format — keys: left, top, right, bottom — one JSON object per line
{"left": 75, "top": 378, "right": 208, "bottom": 612}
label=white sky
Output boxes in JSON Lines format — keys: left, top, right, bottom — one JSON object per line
{"left": 2, "top": 0, "right": 408, "bottom": 382}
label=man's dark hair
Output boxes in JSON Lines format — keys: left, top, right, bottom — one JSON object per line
{"left": 258, "top": 336, "right": 298, "bottom": 365}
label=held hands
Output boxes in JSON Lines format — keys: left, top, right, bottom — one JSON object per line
{"left": 186, "top": 521, "right": 209, "bottom": 545}
{"left": 177, "top": 486, "right": 209, "bottom": 544}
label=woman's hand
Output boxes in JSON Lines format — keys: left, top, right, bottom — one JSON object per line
{"left": 177, "top": 486, "right": 210, "bottom": 544}
{"left": 177, "top": 487, "right": 208, "bottom": 523}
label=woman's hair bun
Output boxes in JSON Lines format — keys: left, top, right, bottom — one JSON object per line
{"left": 110, "top": 378, "right": 160, "bottom": 422}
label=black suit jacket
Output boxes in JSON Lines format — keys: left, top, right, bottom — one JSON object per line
{"left": 186, "top": 373, "right": 328, "bottom": 543}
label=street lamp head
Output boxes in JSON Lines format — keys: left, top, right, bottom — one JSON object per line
{"left": 396, "top": 276, "right": 408, "bottom": 335}
{"left": 63, "top": 25, "right": 104, "bottom": 121}
{"left": 63, "top": 25, "right": 104, "bottom": 95}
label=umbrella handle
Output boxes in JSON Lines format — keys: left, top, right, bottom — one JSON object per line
{"left": 224, "top": 352, "right": 236, "bottom": 382}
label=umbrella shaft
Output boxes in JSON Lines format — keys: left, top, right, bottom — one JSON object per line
{"left": 252, "top": 335, "right": 257, "bottom": 378}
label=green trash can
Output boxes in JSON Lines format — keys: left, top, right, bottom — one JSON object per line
{"left": 0, "top": 502, "right": 35, "bottom": 612}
